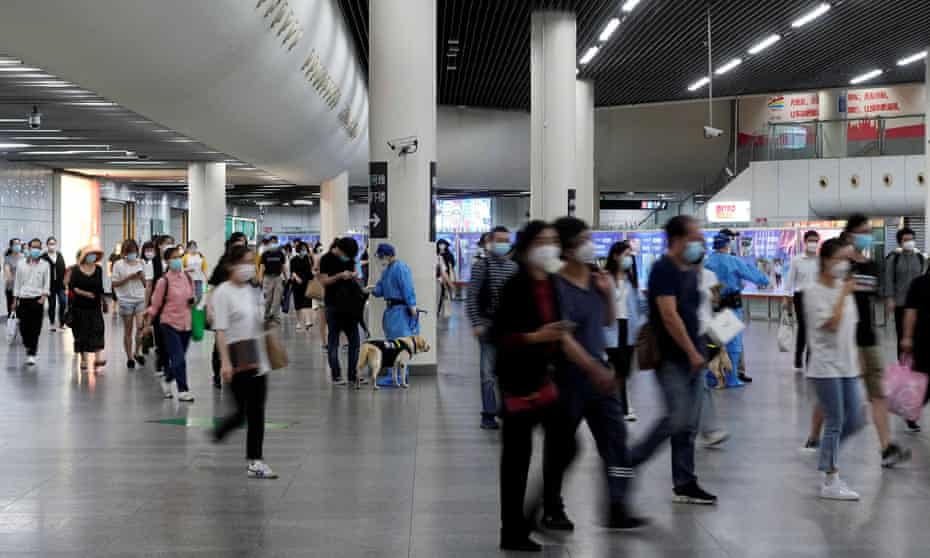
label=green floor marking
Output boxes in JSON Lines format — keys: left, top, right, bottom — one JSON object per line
{"left": 148, "top": 417, "right": 295, "bottom": 430}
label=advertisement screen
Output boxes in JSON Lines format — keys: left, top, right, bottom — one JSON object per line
{"left": 435, "top": 198, "right": 492, "bottom": 233}
{"left": 626, "top": 231, "right": 666, "bottom": 287}
{"left": 736, "top": 229, "right": 799, "bottom": 295}
{"left": 60, "top": 174, "right": 100, "bottom": 264}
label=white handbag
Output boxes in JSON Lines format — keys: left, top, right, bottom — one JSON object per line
{"left": 6, "top": 312, "right": 18, "bottom": 344}
{"left": 707, "top": 308, "right": 745, "bottom": 346}
{"left": 777, "top": 311, "right": 795, "bottom": 353}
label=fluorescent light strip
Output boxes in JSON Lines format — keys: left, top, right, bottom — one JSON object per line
{"left": 0, "top": 143, "right": 31, "bottom": 149}
{"left": 0, "top": 118, "right": 25, "bottom": 123}
{"left": 687, "top": 76, "right": 710, "bottom": 91}
{"left": 621, "top": 0, "right": 641, "bottom": 12}
{"left": 0, "top": 66, "right": 39, "bottom": 72}
{"left": 850, "top": 69, "right": 883, "bottom": 84}
{"left": 106, "top": 161, "right": 168, "bottom": 165}
{"left": 10, "top": 136, "right": 78, "bottom": 140}
{"left": 0, "top": 59, "right": 23, "bottom": 65}
{"left": 0, "top": 129, "right": 62, "bottom": 133}
{"left": 715, "top": 58, "right": 742, "bottom": 75}
{"left": 67, "top": 101, "right": 115, "bottom": 107}
{"left": 897, "top": 51, "right": 928, "bottom": 66}
{"left": 791, "top": 3, "right": 830, "bottom": 28}
{"left": 579, "top": 46, "right": 599, "bottom": 65}
{"left": 748, "top": 34, "right": 781, "bottom": 55}
{"left": 599, "top": 18, "right": 621, "bottom": 42}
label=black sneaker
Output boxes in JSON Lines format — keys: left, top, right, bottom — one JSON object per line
{"left": 672, "top": 481, "right": 717, "bottom": 505}
{"left": 906, "top": 420, "right": 921, "bottom": 433}
{"left": 607, "top": 506, "right": 650, "bottom": 530}
{"left": 134, "top": 354, "right": 146, "bottom": 366}
{"left": 126, "top": 359, "right": 136, "bottom": 369}
{"left": 500, "top": 534, "right": 542, "bottom": 552}
{"left": 540, "top": 509, "right": 575, "bottom": 531}
{"left": 800, "top": 438, "right": 819, "bottom": 453}
{"left": 882, "top": 443, "right": 912, "bottom": 468}
{"left": 480, "top": 417, "right": 500, "bottom": 430}
{"left": 737, "top": 373, "right": 753, "bottom": 383}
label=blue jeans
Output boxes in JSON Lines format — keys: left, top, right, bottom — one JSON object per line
{"left": 160, "top": 324, "right": 191, "bottom": 392}
{"left": 811, "top": 377, "right": 866, "bottom": 473}
{"left": 631, "top": 360, "right": 703, "bottom": 488}
{"left": 326, "top": 308, "right": 360, "bottom": 381}
{"left": 479, "top": 336, "right": 498, "bottom": 420}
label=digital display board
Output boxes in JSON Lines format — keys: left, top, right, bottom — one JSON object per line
{"left": 435, "top": 198, "right": 492, "bottom": 233}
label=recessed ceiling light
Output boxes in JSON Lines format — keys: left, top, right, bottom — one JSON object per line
{"left": 599, "top": 18, "right": 621, "bottom": 42}
{"left": 621, "top": 0, "right": 641, "bottom": 12}
{"left": 791, "top": 3, "right": 830, "bottom": 28}
{"left": 579, "top": 46, "right": 599, "bottom": 65}
{"left": 897, "top": 51, "right": 927, "bottom": 66}
{"left": 687, "top": 76, "right": 710, "bottom": 91}
{"left": 715, "top": 58, "right": 742, "bottom": 75}
{"left": 748, "top": 34, "right": 781, "bottom": 55}
{"left": 0, "top": 143, "right": 31, "bottom": 149}
{"left": 850, "top": 68, "right": 883, "bottom": 84}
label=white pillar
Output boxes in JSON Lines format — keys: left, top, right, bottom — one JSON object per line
{"left": 320, "top": 171, "right": 349, "bottom": 250}
{"left": 187, "top": 162, "right": 226, "bottom": 273}
{"left": 575, "top": 79, "right": 595, "bottom": 225}
{"left": 924, "top": 56, "right": 930, "bottom": 252}
{"left": 369, "top": 0, "right": 437, "bottom": 367}
{"left": 819, "top": 89, "right": 846, "bottom": 158}
{"left": 530, "top": 10, "right": 576, "bottom": 221}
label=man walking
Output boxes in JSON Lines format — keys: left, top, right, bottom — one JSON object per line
{"left": 466, "top": 226, "right": 517, "bottom": 430}
{"left": 883, "top": 226, "right": 925, "bottom": 359}
{"left": 258, "top": 236, "right": 287, "bottom": 327}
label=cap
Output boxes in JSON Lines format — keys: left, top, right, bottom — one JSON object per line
{"left": 375, "top": 243, "right": 396, "bottom": 257}
{"left": 713, "top": 233, "right": 731, "bottom": 250}
{"left": 719, "top": 228, "right": 738, "bottom": 238}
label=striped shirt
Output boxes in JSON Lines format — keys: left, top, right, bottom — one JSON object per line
{"left": 466, "top": 255, "right": 518, "bottom": 328}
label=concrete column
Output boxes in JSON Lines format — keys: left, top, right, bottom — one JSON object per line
{"left": 369, "top": 0, "right": 437, "bottom": 367}
{"left": 575, "top": 79, "right": 595, "bottom": 225}
{"left": 187, "top": 162, "right": 226, "bottom": 273}
{"left": 819, "top": 89, "right": 846, "bottom": 158}
{"left": 530, "top": 10, "right": 576, "bottom": 221}
{"left": 924, "top": 56, "right": 930, "bottom": 252}
{"left": 320, "top": 171, "right": 349, "bottom": 250}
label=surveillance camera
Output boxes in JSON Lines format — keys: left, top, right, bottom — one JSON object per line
{"left": 387, "top": 136, "right": 419, "bottom": 156}
{"left": 27, "top": 106, "right": 41, "bottom": 129}
{"left": 703, "top": 126, "right": 723, "bottom": 139}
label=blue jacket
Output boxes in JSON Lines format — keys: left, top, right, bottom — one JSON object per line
{"left": 704, "top": 251, "right": 769, "bottom": 296}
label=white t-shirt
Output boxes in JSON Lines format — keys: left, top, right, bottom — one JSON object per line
{"left": 143, "top": 260, "right": 154, "bottom": 281}
{"left": 613, "top": 277, "right": 630, "bottom": 320}
{"left": 210, "top": 281, "right": 269, "bottom": 375}
{"left": 111, "top": 259, "right": 147, "bottom": 303}
{"left": 804, "top": 281, "right": 860, "bottom": 379}
{"left": 786, "top": 254, "right": 819, "bottom": 294}
{"left": 184, "top": 253, "right": 206, "bottom": 282}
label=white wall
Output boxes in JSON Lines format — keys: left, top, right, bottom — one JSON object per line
{"left": 230, "top": 203, "right": 369, "bottom": 236}
{"left": 0, "top": 162, "right": 54, "bottom": 247}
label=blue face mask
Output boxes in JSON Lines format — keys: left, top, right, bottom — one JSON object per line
{"left": 126, "top": 253, "right": 138, "bottom": 262}
{"left": 491, "top": 242, "right": 511, "bottom": 256}
{"left": 620, "top": 255, "right": 634, "bottom": 270}
{"left": 684, "top": 241, "right": 705, "bottom": 264}
{"left": 29, "top": 248, "right": 41, "bottom": 259}
{"left": 169, "top": 259, "right": 183, "bottom": 271}
{"left": 85, "top": 254, "right": 97, "bottom": 264}
{"left": 854, "top": 233, "right": 872, "bottom": 252}
{"left": 12, "top": 245, "right": 21, "bottom": 254}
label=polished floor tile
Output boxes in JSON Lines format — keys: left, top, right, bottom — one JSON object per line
{"left": 0, "top": 302, "right": 926, "bottom": 557}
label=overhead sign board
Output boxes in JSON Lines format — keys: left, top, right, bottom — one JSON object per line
{"left": 706, "top": 201, "right": 751, "bottom": 223}
{"left": 369, "top": 161, "right": 388, "bottom": 238}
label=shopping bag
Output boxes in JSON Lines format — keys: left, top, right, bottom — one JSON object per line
{"left": 707, "top": 309, "right": 745, "bottom": 346}
{"left": 776, "top": 311, "right": 794, "bottom": 353}
{"left": 306, "top": 278, "right": 324, "bottom": 301}
{"left": 5, "top": 313, "right": 17, "bottom": 344}
{"left": 635, "top": 323, "right": 660, "bottom": 371}
{"left": 191, "top": 305, "right": 206, "bottom": 342}
{"left": 883, "top": 359, "right": 928, "bottom": 422}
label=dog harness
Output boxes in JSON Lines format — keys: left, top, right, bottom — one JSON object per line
{"left": 368, "top": 339, "right": 414, "bottom": 368}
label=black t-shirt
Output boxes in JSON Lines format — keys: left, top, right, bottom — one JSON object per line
{"left": 319, "top": 252, "right": 356, "bottom": 310}
{"left": 905, "top": 274, "right": 930, "bottom": 374}
{"left": 260, "top": 249, "right": 286, "bottom": 277}
{"left": 648, "top": 255, "right": 701, "bottom": 367}
{"left": 70, "top": 265, "right": 104, "bottom": 309}
{"left": 851, "top": 259, "right": 880, "bottom": 347}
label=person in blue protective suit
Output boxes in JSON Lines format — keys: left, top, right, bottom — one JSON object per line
{"left": 703, "top": 232, "right": 769, "bottom": 387}
{"left": 368, "top": 243, "right": 419, "bottom": 339}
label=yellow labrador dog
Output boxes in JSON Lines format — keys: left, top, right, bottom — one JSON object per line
{"left": 356, "top": 335, "right": 431, "bottom": 390}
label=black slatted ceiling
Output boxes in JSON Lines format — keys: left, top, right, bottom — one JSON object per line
{"left": 337, "top": 0, "right": 929, "bottom": 109}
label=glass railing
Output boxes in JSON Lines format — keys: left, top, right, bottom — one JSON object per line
{"left": 743, "top": 114, "right": 925, "bottom": 162}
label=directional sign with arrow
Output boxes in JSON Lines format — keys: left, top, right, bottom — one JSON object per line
{"left": 369, "top": 161, "right": 388, "bottom": 238}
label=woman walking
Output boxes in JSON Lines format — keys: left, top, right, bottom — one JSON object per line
{"left": 603, "top": 241, "right": 643, "bottom": 422}
{"left": 804, "top": 238, "right": 866, "bottom": 500}
{"left": 183, "top": 240, "right": 208, "bottom": 303}
{"left": 289, "top": 241, "right": 314, "bottom": 331}
{"left": 312, "top": 242, "right": 327, "bottom": 347}
{"left": 146, "top": 246, "right": 196, "bottom": 401}
{"left": 111, "top": 239, "right": 148, "bottom": 369}
{"left": 211, "top": 244, "right": 278, "bottom": 479}
{"left": 4, "top": 238, "right": 23, "bottom": 317}
{"left": 67, "top": 246, "right": 107, "bottom": 373}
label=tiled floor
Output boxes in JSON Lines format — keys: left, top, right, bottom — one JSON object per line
{"left": 0, "top": 301, "right": 927, "bottom": 557}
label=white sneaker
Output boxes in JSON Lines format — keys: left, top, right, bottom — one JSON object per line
{"left": 700, "top": 430, "right": 730, "bottom": 448}
{"left": 177, "top": 391, "right": 195, "bottom": 403}
{"left": 248, "top": 460, "right": 279, "bottom": 479}
{"left": 820, "top": 476, "right": 860, "bottom": 501}
{"left": 295, "top": 323, "right": 303, "bottom": 331}
{"left": 161, "top": 379, "right": 174, "bottom": 399}
{"left": 25, "top": 356, "right": 36, "bottom": 366}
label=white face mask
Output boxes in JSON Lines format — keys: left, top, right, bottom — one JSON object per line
{"left": 574, "top": 241, "right": 596, "bottom": 264}
{"left": 903, "top": 240, "right": 916, "bottom": 252}
{"left": 233, "top": 264, "right": 255, "bottom": 283}
{"left": 830, "top": 260, "right": 850, "bottom": 279}
{"left": 527, "top": 245, "right": 563, "bottom": 274}
{"left": 806, "top": 241, "right": 818, "bottom": 253}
